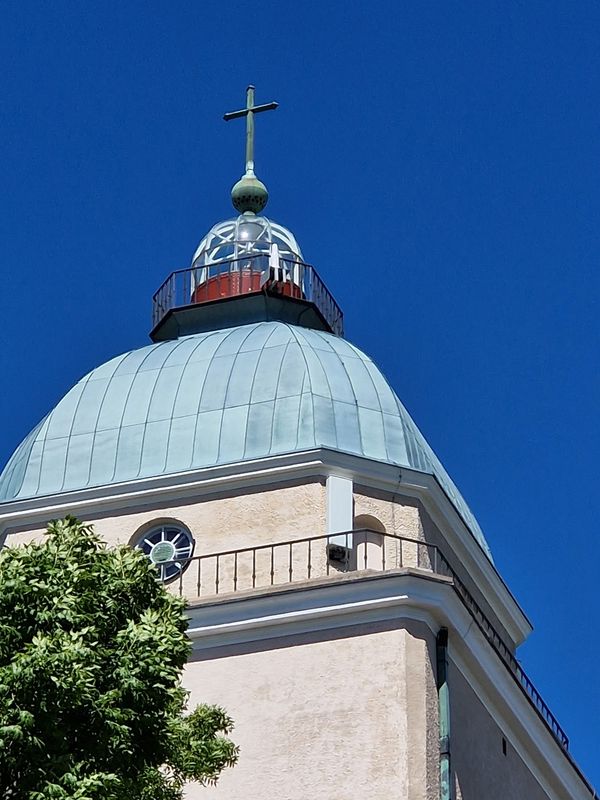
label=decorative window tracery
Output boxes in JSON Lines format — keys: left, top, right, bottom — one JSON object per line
{"left": 134, "top": 522, "right": 195, "bottom": 583}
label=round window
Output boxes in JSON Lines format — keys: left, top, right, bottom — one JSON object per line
{"left": 135, "top": 523, "right": 195, "bottom": 583}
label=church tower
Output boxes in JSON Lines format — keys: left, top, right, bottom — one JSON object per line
{"left": 0, "top": 88, "right": 594, "bottom": 800}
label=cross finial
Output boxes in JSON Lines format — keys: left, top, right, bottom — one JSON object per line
{"left": 224, "top": 85, "right": 278, "bottom": 176}
{"left": 224, "top": 86, "right": 278, "bottom": 214}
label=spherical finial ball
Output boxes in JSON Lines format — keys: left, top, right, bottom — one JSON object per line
{"left": 231, "top": 174, "right": 269, "bottom": 214}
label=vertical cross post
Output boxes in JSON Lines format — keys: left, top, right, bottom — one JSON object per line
{"left": 245, "top": 85, "right": 256, "bottom": 173}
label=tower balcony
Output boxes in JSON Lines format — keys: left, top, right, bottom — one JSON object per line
{"left": 160, "top": 528, "right": 570, "bottom": 757}
{"left": 150, "top": 254, "right": 344, "bottom": 341}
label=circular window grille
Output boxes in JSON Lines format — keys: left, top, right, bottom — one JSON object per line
{"left": 135, "top": 524, "right": 195, "bottom": 583}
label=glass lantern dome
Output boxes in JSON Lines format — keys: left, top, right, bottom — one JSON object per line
{"left": 191, "top": 213, "right": 303, "bottom": 268}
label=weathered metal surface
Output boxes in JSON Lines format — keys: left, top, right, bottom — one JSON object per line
{"left": 0, "top": 321, "right": 491, "bottom": 561}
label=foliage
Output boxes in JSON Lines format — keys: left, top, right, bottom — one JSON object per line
{"left": 0, "top": 516, "right": 238, "bottom": 799}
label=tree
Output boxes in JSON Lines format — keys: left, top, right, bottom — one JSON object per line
{"left": 0, "top": 516, "right": 238, "bottom": 799}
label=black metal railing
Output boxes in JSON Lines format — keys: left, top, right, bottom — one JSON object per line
{"left": 163, "top": 528, "right": 569, "bottom": 751}
{"left": 152, "top": 254, "right": 344, "bottom": 336}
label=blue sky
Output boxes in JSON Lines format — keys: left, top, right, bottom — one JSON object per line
{"left": 1, "top": 0, "right": 599, "bottom": 786}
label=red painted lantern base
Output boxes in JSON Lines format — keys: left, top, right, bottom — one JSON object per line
{"left": 192, "top": 270, "right": 302, "bottom": 304}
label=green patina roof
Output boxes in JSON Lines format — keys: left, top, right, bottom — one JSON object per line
{"left": 0, "top": 321, "right": 492, "bottom": 559}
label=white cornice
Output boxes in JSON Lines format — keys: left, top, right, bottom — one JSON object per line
{"left": 320, "top": 450, "right": 532, "bottom": 646}
{"left": 186, "top": 571, "right": 448, "bottom": 649}
{"left": 0, "top": 451, "right": 326, "bottom": 526}
{"left": 185, "top": 571, "right": 593, "bottom": 800}
{"left": 0, "top": 447, "right": 531, "bottom": 646}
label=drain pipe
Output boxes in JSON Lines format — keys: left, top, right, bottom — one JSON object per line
{"left": 437, "top": 628, "right": 452, "bottom": 800}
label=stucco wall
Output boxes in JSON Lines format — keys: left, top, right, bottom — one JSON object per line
{"left": 183, "top": 620, "right": 438, "bottom": 800}
{"left": 450, "top": 660, "right": 550, "bottom": 800}
{"left": 354, "top": 488, "right": 517, "bottom": 651}
{"left": 3, "top": 481, "right": 329, "bottom": 600}
{"left": 2, "top": 480, "right": 327, "bottom": 552}
{"left": 353, "top": 488, "right": 426, "bottom": 571}
{"left": 354, "top": 486, "right": 421, "bottom": 539}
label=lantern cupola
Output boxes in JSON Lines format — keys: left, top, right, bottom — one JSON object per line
{"left": 151, "top": 86, "right": 343, "bottom": 342}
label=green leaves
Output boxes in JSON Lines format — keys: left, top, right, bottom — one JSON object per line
{"left": 0, "top": 516, "right": 238, "bottom": 799}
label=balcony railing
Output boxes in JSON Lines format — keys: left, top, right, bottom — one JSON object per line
{"left": 163, "top": 529, "right": 569, "bottom": 753}
{"left": 152, "top": 254, "right": 344, "bottom": 336}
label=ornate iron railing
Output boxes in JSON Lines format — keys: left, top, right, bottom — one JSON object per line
{"left": 163, "top": 528, "right": 569, "bottom": 752}
{"left": 152, "top": 254, "right": 344, "bottom": 336}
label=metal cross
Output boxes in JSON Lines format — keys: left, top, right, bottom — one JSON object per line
{"left": 224, "top": 85, "right": 278, "bottom": 175}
